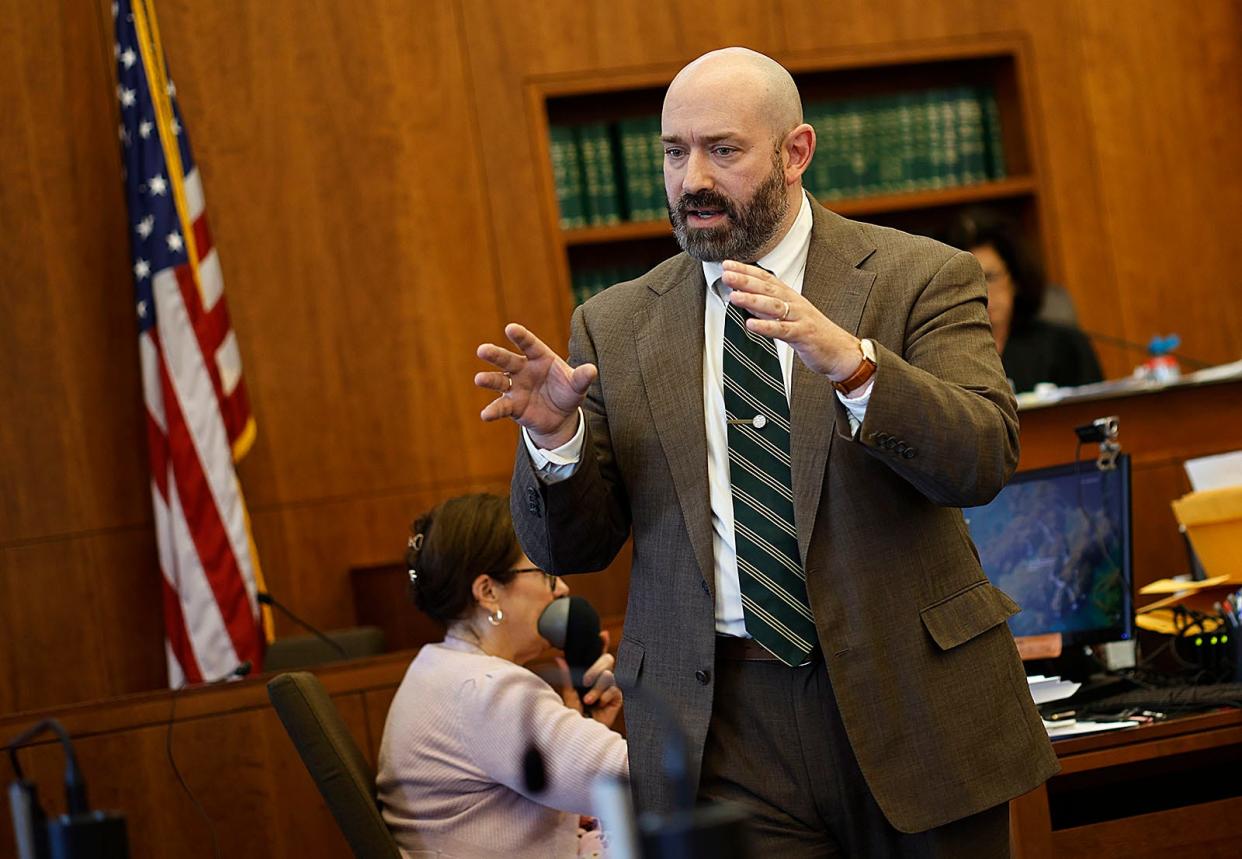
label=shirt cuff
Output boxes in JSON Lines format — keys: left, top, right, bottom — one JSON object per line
{"left": 835, "top": 338, "right": 875, "bottom": 436}
{"left": 836, "top": 377, "right": 873, "bottom": 437}
{"left": 522, "top": 409, "right": 586, "bottom": 470}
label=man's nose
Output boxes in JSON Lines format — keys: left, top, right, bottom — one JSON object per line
{"left": 682, "top": 150, "right": 715, "bottom": 195}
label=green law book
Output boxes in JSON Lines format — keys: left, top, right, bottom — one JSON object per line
{"left": 980, "top": 87, "right": 1007, "bottom": 179}
{"left": 955, "top": 86, "right": 986, "bottom": 185}
{"left": 908, "top": 90, "right": 934, "bottom": 190}
{"left": 549, "top": 124, "right": 586, "bottom": 229}
{"left": 617, "top": 118, "right": 651, "bottom": 222}
{"left": 924, "top": 90, "right": 944, "bottom": 189}
{"left": 840, "top": 100, "right": 867, "bottom": 197}
{"left": 874, "top": 94, "right": 905, "bottom": 195}
{"left": 643, "top": 116, "right": 665, "bottom": 221}
{"left": 579, "top": 122, "right": 621, "bottom": 226}
{"left": 937, "top": 89, "right": 961, "bottom": 187}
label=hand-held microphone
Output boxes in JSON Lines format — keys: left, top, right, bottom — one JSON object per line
{"left": 537, "top": 595, "right": 603, "bottom": 703}
{"left": 256, "top": 591, "right": 348, "bottom": 660}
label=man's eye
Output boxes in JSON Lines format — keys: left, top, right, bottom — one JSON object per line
{"left": 713, "top": 147, "right": 737, "bottom": 156}
{"left": 664, "top": 147, "right": 684, "bottom": 158}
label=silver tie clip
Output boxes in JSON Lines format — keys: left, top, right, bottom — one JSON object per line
{"left": 727, "top": 414, "right": 768, "bottom": 429}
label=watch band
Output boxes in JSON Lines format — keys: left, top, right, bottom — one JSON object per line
{"left": 831, "top": 340, "right": 877, "bottom": 395}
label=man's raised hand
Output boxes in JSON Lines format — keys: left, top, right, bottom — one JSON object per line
{"left": 475, "top": 323, "right": 597, "bottom": 449}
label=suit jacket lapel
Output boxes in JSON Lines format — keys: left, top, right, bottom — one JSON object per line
{"left": 791, "top": 202, "right": 877, "bottom": 561}
{"left": 636, "top": 261, "right": 716, "bottom": 593}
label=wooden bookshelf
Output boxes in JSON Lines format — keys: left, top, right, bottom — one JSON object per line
{"left": 526, "top": 36, "right": 1046, "bottom": 327}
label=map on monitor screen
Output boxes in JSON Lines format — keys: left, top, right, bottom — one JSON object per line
{"left": 963, "top": 456, "right": 1132, "bottom": 643}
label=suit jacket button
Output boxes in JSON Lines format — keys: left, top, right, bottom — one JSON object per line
{"left": 695, "top": 669, "right": 711, "bottom": 685}
{"left": 884, "top": 437, "right": 897, "bottom": 450}
{"left": 902, "top": 446, "right": 917, "bottom": 459}
{"left": 526, "top": 486, "right": 542, "bottom": 516}
{"left": 873, "top": 431, "right": 888, "bottom": 444}
{"left": 894, "top": 441, "right": 908, "bottom": 455}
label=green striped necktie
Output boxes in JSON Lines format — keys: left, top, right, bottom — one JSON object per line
{"left": 720, "top": 284, "right": 817, "bottom": 666}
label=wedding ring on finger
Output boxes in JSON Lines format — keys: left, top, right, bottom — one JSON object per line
{"left": 778, "top": 300, "right": 791, "bottom": 322}
{"left": 503, "top": 372, "right": 513, "bottom": 392}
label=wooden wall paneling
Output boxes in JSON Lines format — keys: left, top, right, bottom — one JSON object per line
{"left": 249, "top": 476, "right": 515, "bottom": 637}
{"left": 0, "top": 656, "right": 411, "bottom": 858}
{"left": 0, "top": 530, "right": 166, "bottom": 715}
{"left": 1012, "top": 0, "right": 1132, "bottom": 381}
{"left": 0, "top": 1, "right": 150, "bottom": 544}
{"left": 776, "top": 0, "right": 1009, "bottom": 52}
{"left": 0, "top": 698, "right": 365, "bottom": 858}
{"left": 1074, "top": 0, "right": 1242, "bottom": 367}
{"left": 152, "top": 0, "right": 516, "bottom": 508}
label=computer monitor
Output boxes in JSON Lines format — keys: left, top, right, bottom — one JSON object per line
{"left": 962, "top": 454, "right": 1133, "bottom": 646}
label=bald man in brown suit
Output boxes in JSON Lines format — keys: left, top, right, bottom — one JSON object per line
{"left": 476, "top": 48, "right": 1056, "bottom": 857}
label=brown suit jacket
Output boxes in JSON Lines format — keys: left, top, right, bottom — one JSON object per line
{"left": 512, "top": 199, "right": 1058, "bottom": 833}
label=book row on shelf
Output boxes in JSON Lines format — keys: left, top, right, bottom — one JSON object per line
{"left": 570, "top": 262, "right": 650, "bottom": 307}
{"left": 549, "top": 84, "right": 1009, "bottom": 231}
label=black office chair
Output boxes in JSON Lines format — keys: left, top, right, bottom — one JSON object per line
{"left": 264, "top": 626, "right": 386, "bottom": 671}
{"left": 267, "top": 672, "right": 402, "bottom": 859}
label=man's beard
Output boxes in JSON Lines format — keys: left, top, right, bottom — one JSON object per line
{"left": 667, "top": 153, "right": 789, "bottom": 263}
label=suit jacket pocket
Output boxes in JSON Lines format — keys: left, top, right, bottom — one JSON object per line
{"left": 616, "top": 637, "right": 644, "bottom": 689}
{"left": 920, "top": 581, "right": 1020, "bottom": 651}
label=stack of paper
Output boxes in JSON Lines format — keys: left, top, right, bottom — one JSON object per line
{"left": 1026, "top": 674, "right": 1080, "bottom": 706}
{"left": 1042, "top": 717, "right": 1140, "bottom": 739}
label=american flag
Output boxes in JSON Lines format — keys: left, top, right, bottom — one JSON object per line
{"left": 114, "top": 0, "right": 267, "bottom": 684}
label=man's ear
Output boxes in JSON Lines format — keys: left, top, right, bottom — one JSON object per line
{"left": 783, "top": 122, "right": 815, "bottom": 183}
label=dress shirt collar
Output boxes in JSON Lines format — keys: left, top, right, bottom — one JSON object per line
{"left": 702, "top": 190, "right": 813, "bottom": 298}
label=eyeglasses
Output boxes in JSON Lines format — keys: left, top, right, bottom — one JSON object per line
{"left": 510, "top": 566, "right": 559, "bottom": 592}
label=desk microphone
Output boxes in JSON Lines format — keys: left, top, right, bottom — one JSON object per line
{"left": 257, "top": 591, "right": 348, "bottom": 660}
{"left": 1079, "top": 328, "right": 1212, "bottom": 369}
{"left": 214, "top": 660, "right": 253, "bottom": 683}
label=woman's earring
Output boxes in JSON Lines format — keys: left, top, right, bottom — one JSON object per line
{"left": 487, "top": 608, "right": 504, "bottom": 627}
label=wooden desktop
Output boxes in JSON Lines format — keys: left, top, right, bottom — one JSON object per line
{"left": 1010, "top": 708, "right": 1242, "bottom": 858}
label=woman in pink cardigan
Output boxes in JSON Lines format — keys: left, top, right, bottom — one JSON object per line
{"left": 377, "top": 493, "right": 627, "bottom": 858}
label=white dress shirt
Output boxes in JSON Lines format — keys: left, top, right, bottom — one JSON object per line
{"left": 525, "top": 191, "right": 873, "bottom": 635}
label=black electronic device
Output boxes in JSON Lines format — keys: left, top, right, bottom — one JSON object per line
{"left": 963, "top": 453, "right": 1134, "bottom": 648}
{"left": 6, "top": 719, "right": 129, "bottom": 859}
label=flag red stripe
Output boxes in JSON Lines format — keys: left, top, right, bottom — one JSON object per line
{"left": 161, "top": 575, "right": 203, "bottom": 684}
{"left": 157, "top": 347, "right": 262, "bottom": 664}
{"left": 193, "top": 211, "right": 213, "bottom": 261}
